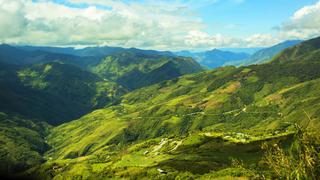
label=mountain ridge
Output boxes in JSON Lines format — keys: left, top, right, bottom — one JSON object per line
{"left": 22, "top": 36, "right": 320, "bottom": 179}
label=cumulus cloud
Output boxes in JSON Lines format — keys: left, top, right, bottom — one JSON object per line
{"left": 0, "top": 0, "right": 318, "bottom": 50}
{"left": 0, "top": 0, "right": 27, "bottom": 39}
{"left": 0, "top": 0, "right": 209, "bottom": 50}
{"left": 278, "top": 1, "right": 320, "bottom": 40}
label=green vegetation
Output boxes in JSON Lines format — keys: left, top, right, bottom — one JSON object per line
{"left": 1, "top": 37, "right": 320, "bottom": 179}
{"left": 261, "top": 122, "right": 320, "bottom": 179}
{"left": 90, "top": 52, "right": 203, "bottom": 90}
{"left": 0, "top": 112, "right": 50, "bottom": 176}
{"left": 0, "top": 62, "right": 126, "bottom": 125}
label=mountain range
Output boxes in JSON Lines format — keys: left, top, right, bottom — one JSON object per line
{"left": 175, "top": 49, "right": 251, "bottom": 68}
{"left": 175, "top": 40, "right": 303, "bottom": 68}
{"left": 2, "top": 39, "right": 302, "bottom": 71}
{"left": 0, "top": 36, "right": 320, "bottom": 179}
{"left": 226, "top": 40, "right": 303, "bottom": 66}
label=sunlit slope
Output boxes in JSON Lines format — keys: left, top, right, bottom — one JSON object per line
{"left": 47, "top": 62, "right": 320, "bottom": 160}
{"left": 31, "top": 36, "right": 320, "bottom": 179}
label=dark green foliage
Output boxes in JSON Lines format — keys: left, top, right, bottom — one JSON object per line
{"left": 0, "top": 62, "right": 126, "bottom": 125}
{"left": 0, "top": 112, "right": 50, "bottom": 176}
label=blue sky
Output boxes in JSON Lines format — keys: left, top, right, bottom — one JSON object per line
{"left": 197, "top": 0, "right": 318, "bottom": 37}
{"left": 1, "top": 0, "right": 320, "bottom": 50}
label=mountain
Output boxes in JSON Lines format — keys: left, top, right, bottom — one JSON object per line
{"left": 201, "top": 49, "right": 250, "bottom": 68}
{"left": 0, "top": 44, "right": 100, "bottom": 67}
{"left": 175, "top": 49, "right": 250, "bottom": 68}
{"left": 18, "top": 45, "right": 174, "bottom": 58}
{"left": 90, "top": 52, "right": 204, "bottom": 90}
{"left": 248, "top": 40, "right": 303, "bottom": 64}
{"left": 272, "top": 37, "right": 320, "bottom": 64}
{"left": 21, "top": 37, "right": 320, "bottom": 179}
{"left": 0, "top": 45, "right": 203, "bottom": 122}
{"left": 0, "top": 46, "right": 203, "bottom": 178}
{"left": 227, "top": 40, "right": 303, "bottom": 66}
{"left": 0, "top": 62, "right": 126, "bottom": 125}
{"left": 220, "top": 47, "right": 263, "bottom": 54}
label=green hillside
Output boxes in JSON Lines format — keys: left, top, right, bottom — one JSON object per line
{"left": 21, "top": 37, "right": 320, "bottom": 179}
{"left": 0, "top": 62, "right": 127, "bottom": 125}
{"left": 0, "top": 113, "right": 50, "bottom": 177}
{"left": 90, "top": 52, "right": 204, "bottom": 90}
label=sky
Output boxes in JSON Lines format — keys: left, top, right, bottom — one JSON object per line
{"left": 0, "top": 0, "right": 319, "bottom": 50}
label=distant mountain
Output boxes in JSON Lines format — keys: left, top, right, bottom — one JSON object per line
{"left": 0, "top": 44, "right": 100, "bottom": 67}
{"left": 90, "top": 52, "right": 204, "bottom": 90}
{"left": 227, "top": 40, "right": 303, "bottom": 66}
{"left": 220, "top": 47, "right": 263, "bottom": 54}
{"left": 175, "top": 49, "right": 250, "bottom": 68}
{"left": 248, "top": 40, "right": 303, "bottom": 64}
{"left": 18, "top": 45, "right": 174, "bottom": 58}
{"left": 201, "top": 49, "right": 250, "bottom": 68}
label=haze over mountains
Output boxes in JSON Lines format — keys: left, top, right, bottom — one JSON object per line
{"left": 174, "top": 40, "right": 303, "bottom": 68}
{"left": 1, "top": 39, "right": 302, "bottom": 70}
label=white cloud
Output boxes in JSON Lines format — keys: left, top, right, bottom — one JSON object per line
{"left": 278, "top": 1, "right": 320, "bottom": 39}
{"left": 184, "top": 30, "right": 242, "bottom": 48}
{"left": 244, "top": 34, "right": 279, "bottom": 47}
{"left": 0, "top": 0, "right": 209, "bottom": 50}
{"left": 0, "top": 0, "right": 27, "bottom": 38}
{"left": 0, "top": 0, "right": 318, "bottom": 50}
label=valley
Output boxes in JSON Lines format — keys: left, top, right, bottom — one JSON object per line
{"left": 1, "top": 36, "right": 320, "bottom": 179}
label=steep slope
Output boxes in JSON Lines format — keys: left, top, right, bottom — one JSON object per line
{"left": 33, "top": 37, "right": 320, "bottom": 179}
{"left": 0, "top": 113, "right": 50, "bottom": 177}
{"left": 91, "top": 52, "right": 204, "bottom": 90}
{"left": 0, "top": 62, "right": 127, "bottom": 125}
{"left": 11, "top": 45, "right": 202, "bottom": 90}
{"left": 271, "top": 37, "right": 320, "bottom": 64}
